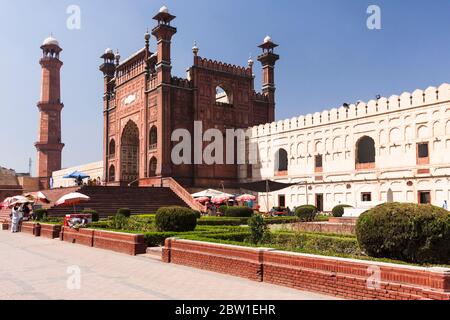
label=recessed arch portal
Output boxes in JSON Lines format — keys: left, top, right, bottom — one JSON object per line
{"left": 120, "top": 120, "right": 140, "bottom": 183}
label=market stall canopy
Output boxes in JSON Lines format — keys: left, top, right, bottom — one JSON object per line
{"left": 239, "top": 180, "right": 298, "bottom": 193}
{"left": 191, "top": 189, "right": 233, "bottom": 198}
{"left": 55, "top": 192, "right": 90, "bottom": 207}
{"left": 25, "top": 191, "right": 50, "bottom": 204}
{"left": 63, "top": 171, "right": 90, "bottom": 179}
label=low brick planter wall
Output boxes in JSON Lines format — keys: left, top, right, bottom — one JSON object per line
{"left": 93, "top": 230, "right": 147, "bottom": 256}
{"left": 292, "top": 222, "right": 356, "bottom": 235}
{"left": 21, "top": 222, "right": 41, "bottom": 237}
{"left": 163, "top": 238, "right": 270, "bottom": 282}
{"left": 61, "top": 227, "right": 94, "bottom": 247}
{"left": 40, "top": 224, "right": 62, "bottom": 239}
{"left": 328, "top": 217, "right": 358, "bottom": 225}
{"left": 163, "top": 238, "right": 450, "bottom": 300}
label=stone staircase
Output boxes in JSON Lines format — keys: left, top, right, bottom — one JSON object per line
{"left": 46, "top": 186, "right": 189, "bottom": 217}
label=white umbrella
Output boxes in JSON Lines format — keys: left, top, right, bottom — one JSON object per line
{"left": 55, "top": 192, "right": 90, "bottom": 207}
{"left": 55, "top": 192, "right": 90, "bottom": 214}
{"left": 192, "top": 189, "right": 233, "bottom": 198}
{"left": 9, "top": 196, "right": 34, "bottom": 207}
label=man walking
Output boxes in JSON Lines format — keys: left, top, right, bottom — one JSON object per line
{"left": 10, "top": 204, "right": 21, "bottom": 233}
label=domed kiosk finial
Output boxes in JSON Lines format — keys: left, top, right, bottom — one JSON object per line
{"left": 192, "top": 41, "right": 199, "bottom": 56}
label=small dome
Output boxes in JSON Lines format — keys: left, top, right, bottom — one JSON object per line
{"left": 43, "top": 36, "right": 59, "bottom": 47}
{"left": 105, "top": 48, "right": 114, "bottom": 55}
{"left": 159, "top": 5, "right": 169, "bottom": 13}
{"left": 263, "top": 35, "right": 272, "bottom": 43}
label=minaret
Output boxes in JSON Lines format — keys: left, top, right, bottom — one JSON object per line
{"left": 100, "top": 48, "right": 116, "bottom": 183}
{"left": 152, "top": 6, "right": 177, "bottom": 176}
{"left": 35, "top": 36, "right": 64, "bottom": 189}
{"left": 257, "top": 35, "right": 279, "bottom": 122}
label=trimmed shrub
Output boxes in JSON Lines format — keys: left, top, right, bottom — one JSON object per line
{"left": 33, "top": 209, "right": 48, "bottom": 221}
{"left": 332, "top": 205, "right": 353, "bottom": 218}
{"left": 144, "top": 232, "right": 180, "bottom": 247}
{"left": 117, "top": 208, "right": 131, "bottom": 218}
{"left": 82, "top": 210, "right": 99, "bottom": 222}
{"left": 356, "top": 202, "right": 450, "bottom": 264}
{"left": 224, "top": 206, "right": 254, "bottom": 218}
{"left": 295, "top": 205, "right": 318, "bottom": 222}
{"left": 248, "top": 215, "right": 269, "bottom": 244}
{"left": 155, "top": 207, "right": 197, "bottom": 232}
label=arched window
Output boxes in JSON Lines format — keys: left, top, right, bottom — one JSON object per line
{"left": 109, "top": 139, "right": 116, "bottom": 158}
{"left": 149, "top": 157, "right": 157, "bottom": 177}
{"left": 149, "top": 126, "right": 157, "bottom": 150}
{"left": 275, "top": 148, "right": 288, "bottom": 174}
{"left": 215, "top": 86, "right": 232, "bottom": 105}
{"left": 108, "top": 165, "right": 115, "bottom": 182}
{"left": 356, "top": 136, "right": 376, "bottom": 169}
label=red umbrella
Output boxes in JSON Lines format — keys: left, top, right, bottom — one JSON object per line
{"left": 55, "top": 192, "right": 90, "bottom": 214}
{"left": 236, "top": 194, "right": 256, "bottom": 202}
{"left": 56, "top": 192, "right": 90, "bottom": 206}
{"left": 194, "top": 196, "right": 210, "bottom": 204}
{"left": 211, "top": 195, "right": 230, "bottom": 204}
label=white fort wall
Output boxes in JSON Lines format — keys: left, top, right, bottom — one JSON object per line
{"left": 240, "top": 83, "right": 450, "bottom": 212}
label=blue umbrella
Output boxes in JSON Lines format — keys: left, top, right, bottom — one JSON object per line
{"left": 63, "top": 171, "right": 90, "bottom": 180}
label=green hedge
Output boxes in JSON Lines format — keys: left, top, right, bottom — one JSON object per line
{"left": 295, "top": 205, "right": 318, "bottom": 222}
{"left": 332, "top": 205, "right": 352, "bottom": 218}
{"left": 357, "top": 203, "right": 450, "bottom": 264}
{"left": 155, "top": 207, "right": 197, "bottom": 232}
{"left": 224, "top": 206, "right": 254, "bottom": 217}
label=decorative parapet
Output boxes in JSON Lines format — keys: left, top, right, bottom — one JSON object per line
{"left": 248, "top": 83, "right": 450, "bottom": 137}
{"left": 253, "top": 91, "right": 269, "bottom": 102}
{"left": 171, "top": 76, "right": 191, "bottom": 89}
{"left": 194, "top": 56, "right": 252, "bottom": 77}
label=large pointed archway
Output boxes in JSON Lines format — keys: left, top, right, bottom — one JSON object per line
{"left": 120, "top": 120, "right": 140, "bottom": 183}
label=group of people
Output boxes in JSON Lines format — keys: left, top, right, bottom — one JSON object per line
{"left": 9, "top": 203, "right": 32, "bottom": 233}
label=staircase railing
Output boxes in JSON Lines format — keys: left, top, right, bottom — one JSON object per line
{"left": 161, "top": 178, "right": 207, "bottom": 212}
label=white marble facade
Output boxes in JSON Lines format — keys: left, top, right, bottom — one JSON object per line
{"left": 241, "top": 83, "right": 450, "bottom": 212}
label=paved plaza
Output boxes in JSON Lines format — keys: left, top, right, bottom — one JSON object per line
{"left": 0, "top": 231, "right": 336, "bottom": 300}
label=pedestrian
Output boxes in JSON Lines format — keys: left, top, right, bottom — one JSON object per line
{"left": 443, "top": 200, "right": 448, "bottom": 211}
{"left": 10, "top": 204, "right": 20, "bottom": 233}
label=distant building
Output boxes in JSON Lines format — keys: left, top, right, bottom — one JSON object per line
{"left": 241, "top": 83, "right": 450, "bottom": 212}
{"left": 52, "top": 161, "right": 104, "bottom": 188}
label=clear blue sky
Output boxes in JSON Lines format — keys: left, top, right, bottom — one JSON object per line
{"left": 1, "top": 0, "right": 450, "bottom": 173}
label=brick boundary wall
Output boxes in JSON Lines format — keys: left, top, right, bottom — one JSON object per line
{"left": 93, "top": 230, "right": 147, "bottom": 256}
{"left": 60, "top": 227, "right": 94, "bottom": 247}
{"left": 163, "top": 238, "right": 450, "bottom": 300}
{"left": 21, "top": 222, "right": 41, "bottom": 237}
{"left": 39, "top": 224, "right": 62, "bottom": 239}
{"left": 0, "top": 223, "right": 9, "bottom": 230}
